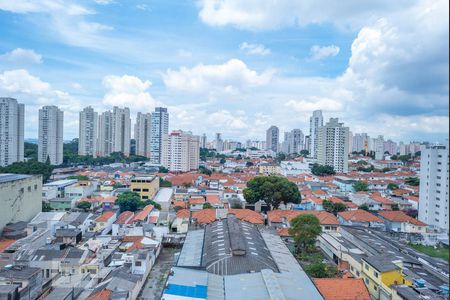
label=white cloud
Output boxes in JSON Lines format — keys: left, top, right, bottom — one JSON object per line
{"left": 102, "top": 75, "right": 157, "bottom": 109}
{"left": 239, "top": 42, "right": 271, "bottom": 56}
{"left": 285, "top": 97, "right": 344, "bottom": 112}
{"left": 94, "top": 0, "right": 114, "bottom": 5}
{"left": 0, "top": 48, "right": 42, "bottom": 65}
{"left": 136, "top": 4, "right": 150, "bottom": 11}
{"left": 207, "top": 110, "right": 248, "bottom": 130}
{"left": 309, "top": 45, "right": 340, "bottom": 60}
{"left": 164, "top": 59, "right": 274, "bottom": 94}
{"left": 0, "top": 69, "right": 50, "bottom": 94}
{"left": 197, "top": 0, "right": 415, "bottom": 30}
{"left": 0, "top": 0, "right": 92, "bottom": 15}
{"left": 177, "top": 49, "right": 193, "bottom": 58}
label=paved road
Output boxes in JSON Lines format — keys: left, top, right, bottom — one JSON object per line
{"left": 138, "top": 248, "right": 177, "bottom": 300}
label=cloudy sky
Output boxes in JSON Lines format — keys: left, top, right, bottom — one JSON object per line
{"left": 0, "top": 0, "right": 448, "bottom": 143}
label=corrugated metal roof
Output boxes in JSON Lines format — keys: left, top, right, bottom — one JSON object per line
{"left": 177, "top": 229, "right": 204, "bottom": 267}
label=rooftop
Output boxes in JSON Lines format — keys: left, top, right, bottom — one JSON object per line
{"left": 362, "top": 255, "right": 401, "bottom": 272}
{"left": 314, "top": 278, "right": 371, "bottom": 300}
{"left": 0, "top": 174, "right": 33, "bottom": 184}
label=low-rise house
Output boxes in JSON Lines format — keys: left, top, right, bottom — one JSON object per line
{"left": 112, "top": 211, "right": 134, "bottom": 236}
{"left": 314, "top": 278, "right": 371, "bottom": 300}
{"left": 59, "top": 212, "right": 93, "bottom": 234}
{"left": 0, "top": 266, "right": 44, "bottom": 299}
{"left": 337, "top": 210, "right": 385, "bottom": 229}
{"left": 189, "top": 196, "right": 206, "bottom": 211}
{"left": 55, "top": 228, "right": 82, "bottom": 245}
{"left": 268, "top": 210, "right": 339, "bottom": 233}
{"left": 132, "top": 205, "right": 154, "bottom": 225}
{"left": 259, "top": 162, "right": 279, "bottom": 175}
{"left": 93, "top": 211, "right": 117, "bottom": 234}
{"left": 361, "top": 255, "right": 411, "bottom": 300}
{"left": 83, "top": 196, "right": 117, "bottom": 210}
{"left": 206, "top": 195, "right": 223, "bottom": 208}
{"left": 153, "top": 188, "right": 173, "bottom": 212}
{"left": 65, "top": 181, "right": 98, "bottom": 199}
{"left": 42, "top": 179, "right": 77, "bottom": 200}
{"left": 349, "top": 193, "right": 383, "bottom": 211}
{"left": 27, "top": 212, "right": 66, "bottom": 235}
{"left": 173, "top": 208, "right": 263, "bottom": 233}
{"left": 371, "top": 193, "right": 396, "bottom": 210}
{"left": 48, "top": 197, "right": 77, "bottom": 211}
{"left": 377, "top": 211, "right": 427, "bottom": 233}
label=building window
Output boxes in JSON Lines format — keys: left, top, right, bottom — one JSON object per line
{"left": 374, "top": 271, "right": 379, "bottom": 278}
{"left": 365, "top": 264, "right": 369, "bottom": 271}
{"left": 365, "top": 278, "right": 369, "bottom": 285}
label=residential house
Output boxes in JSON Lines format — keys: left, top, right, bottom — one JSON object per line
{"left": 337, "top": 210, "right": 385, "bottom": 229}
{"left": 314, "top": 278, "right": 371, "bottom": 300}
{"left": 377, "top": 211, "right": 427, "bottom": 233}
{"left": 361, "top": 255, "right": 411, "bottom": 300}
{"left": 93, "top": 211, "right": 117, "bottom": 234}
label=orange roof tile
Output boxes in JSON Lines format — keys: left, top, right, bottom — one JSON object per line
{"left": 189, "top": 197, "right": 206, "bottom": 205}
{"left": 206, "top": 195, "right": 222, "bottom": 205}
{"left": 133, "top": 205, "right": 154, "bottom": 222}
{"left": 95, "top": 211, "right": 116, "bottom": 222}
{"left": 268, "top": 210, "right": 339, "bottom": 225}
{"left": 176, "top": 208, "right": 263, "bottom": 224}
{"left": 115, "top": 211, "right": 134, "bottom": 225}
{"left": 314, "top": 278, "right": 371, "bottom": 300}
{"left": 371, "top": 194, "right": 395, "bottom": 205}
{"left": 338, "top": 210, "right": 383, "bottom": 223}
{"left": 0, "top": 239, "right": 16, "bottom": 252}
{"left": 172, "top": 201, "right": 187, "bottom": 209}
{"left": 87, "top": 288, "right": 113, "bottom": 300}
{"left": 378, "top": 211, "right": 427, "bottom": 226}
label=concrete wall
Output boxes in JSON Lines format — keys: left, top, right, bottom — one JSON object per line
{"left": 0, "top": 175, "right": 42, "bottom": 231}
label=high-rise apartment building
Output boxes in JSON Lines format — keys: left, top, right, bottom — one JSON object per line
{"left": 309, "top": 110, "right": 324, "bottom": 159}
{"left": 282, "top": 129, "right": 304, "bottom": 154}
{"left": 150, "top": 107, "right": 169, "bottom": 164}
{"left": 38, "top": 106, "right": 63, "bottom": 165}
{"left": 353, "top": 133, "right": 370, "bottom": 153}
{"left": 134, "top": 112, "right": 152, "bottom": 158}
{"left": 201, "top": 134, "right": 207, "bottom": 149}
{"left": 266, "top": 126, "right": 279, "bottom": 153}
{"left": 215, "top": 133, "right": 223, "bottom": 152}
{"left": 97, "top": 111, "right": 113, "bottom": 157}
{"left": 161, "top": 130, "right": 200, "bottom": 172}
{"left": 78, "top": 106, "right": 97, "bottom": 157}
{"left": 384, "top": 140, "right": 398, "bottom": 156}
{"left": 374, "top": 135, "right": 385, "bottom": 160}
{"left": 112, "top": 107, "right": 131, "bottom": 156}
{"left": 0, "top": 97, "right": 24, "bottom": 167}
{"left": 419, "top": 142, "right": 449, "bottom": 232}
{"left": 317, "top": 118, "right": 349, "bottom": 173}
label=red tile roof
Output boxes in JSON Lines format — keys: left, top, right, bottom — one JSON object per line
{"left": 114, "top": 211, "right": 134, "bottom": 225}
{"left": 176, "top": 208, "right": 263, "bottom": 224}
{"left": 338, "top": 210, "right": 383, "bottom": 223}
{"left": 378, "top": 211, "right": 427, "bottom": 226}
{"left": 206, "top": 195, "right": 222, "bottom": 205}
{"left": 133, "top": 205, "right": 154, "bottom": 222}
{"left": 95, "top": 211, "right": 116, "bottom": 222}
{"left": 314, "top": 278, "right": 371, "bottom": 300}
{"left": 268, "top": 210, "right": 339, "bottom": 225}
{"left": 172, "top": 201, "right": 187, "bottom": 209}
{"left": 87, "top": 288, "right": 113, "bottom": 300}
{"left": 189, "top": 197, "right": 206, "bottom": 205}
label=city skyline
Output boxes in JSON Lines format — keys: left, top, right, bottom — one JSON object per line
{"left": 0, "top": 0, "right": 448, "bottom": 142}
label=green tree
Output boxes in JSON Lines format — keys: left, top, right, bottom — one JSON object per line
{"left": 24, "top": 142, "right": 38, "bottom": 160}
{"left": 42, "top": 202, "right": 52, "bottom": 212}
{"left": 357, "top": 160, "right": 369, "bottom": 165}
{"left": 219, "top": 158, "right": 226, "bottom": 164}
{"left": 159, "top": 178, "right": 172, "bottom": 187}
{"left": 158, "top": 166, "right": 169, "bottom": 173}
{"left": 0, "top": 160, "right": 54, "bottom": 183}
{"left": 199, "top": 166, "right": 212, "bottom": 176}
{"left": 322, "top": 200, "right": 346, "bottom": 215}
{"left": 353, "top": 181, "right": 369, "bottom": 192}
{"left": 300, "top": 150, "right": 310, "bottom": 157}
{"left": 142, "top": 200, "right": 161, "bottom": 210}
{"left": 116, "top": 191, "right": 142, "bottom": 212}
{"left": 405, "top": 177, "right": 420, "bottom": 186}
{"left": 68, "top": 175, "right": 89, "bottom": 181}
{"left": 76, "top": 201, "right": 92, "bottom": 211}
{"left": 246, "top": 161, "right": 254, "bottom": 167}
{"left": 243, "top": 176, "right": 301, "bottom": 208}
{"left": 359, "top": 204, "right": 370, "bottom": 211}
{"left": 388, "top": 183, "right": 399, "bottom": 190}
{"left": 391, "top": 203, "right": 400, "bottom": 211}
{"left": 289, "top": 214, "right": 322, "bottom": 253}
{"left": 311, "top": 164, "right": 336, "bottom": 176}
{"left": 398, "top": 154, "right": 412, "bottom": 164}
{"left": 304, "top": 262, "right": 338, "bottom": 278}
{"left": 203, "top": 203, "right": 214, "bottom": 209}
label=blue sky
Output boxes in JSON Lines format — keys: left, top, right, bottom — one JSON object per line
{"left": 0, "top": 0, "right": 448, "bottom": 143}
